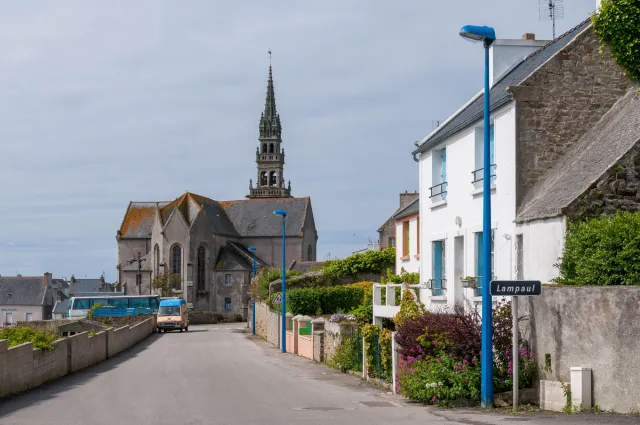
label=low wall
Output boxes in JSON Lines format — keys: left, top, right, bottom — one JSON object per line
{"left": 254, "top": 302, "right": 280, "bottom": 347}
{"left": 16, "top": 320, "right": 72, "bottom": 334}
{"left": 298, "top": 336, "right": 313, "bottom": 360}
{"left": 323, "top": 321, "right": 358, "bottom": 363}
{"left": 0, "top": 318, "right": 154, "bottom": 399}
{"left": 521, "top": 286, "right": 640, "bottom": 413}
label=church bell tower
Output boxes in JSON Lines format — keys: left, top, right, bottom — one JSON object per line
{"left": 247, "top": 60, "right": 292, "bottom": 199}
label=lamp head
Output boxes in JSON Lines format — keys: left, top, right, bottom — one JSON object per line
{"left": 459, "top": 25, "right": 496, "bottom": 47}
{"left": 248, "top": 246, "right": 257, "bottom": 252}
{"left": 273, "top": 209, "right": 287, "bottom": 217}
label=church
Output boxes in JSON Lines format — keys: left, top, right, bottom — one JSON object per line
{"left": 115, "top": 65, "right": 318, "bottom": 318}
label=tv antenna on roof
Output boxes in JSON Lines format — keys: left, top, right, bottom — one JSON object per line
{"left": 539, "top": 0, "right": 564, "bottom": 39}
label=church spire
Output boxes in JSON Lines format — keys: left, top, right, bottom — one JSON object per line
{"left": 259, "top": 52, "right": 281, "bottom": 139}
{"left": 248, "top": 53, "right": 292, "bottom": 199}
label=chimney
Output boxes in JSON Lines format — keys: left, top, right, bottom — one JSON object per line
{"left": 489, "top": 36, "right": 550, "bottom": 87}
{"left": 399, "top": 192, "right": 419, "bottom": 209}
{"left": 522, "top": 33, "right": 535, "bottom": 40}
{"left": 43, "top": 272, "right": 52, "bottom": 288}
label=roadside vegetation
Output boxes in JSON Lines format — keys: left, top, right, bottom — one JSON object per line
{"left": 0, "top": 327, "right": 60, "bottom": 351}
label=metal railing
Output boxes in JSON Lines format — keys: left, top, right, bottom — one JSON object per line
{"left": 429, "top": 182, "right": 448, "bottom": 198}
{"left": 471, "top": 164, "right": 497, "bottom": 184}
{"left": 426, "top": 278, "right": 447, "bottom": 296}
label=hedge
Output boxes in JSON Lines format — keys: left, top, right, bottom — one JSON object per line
{"left": 554, "top": 211, "right": 640, "bottom": 285}
{"left": 287, "top": 286, "right": 365, "bottom": 316}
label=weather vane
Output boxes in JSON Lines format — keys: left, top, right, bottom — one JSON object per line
{"left": 268, "top": 49, "right": 272, "bottom": 66}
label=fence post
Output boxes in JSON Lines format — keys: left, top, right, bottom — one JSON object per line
{"left": 391, "top": 331, "right": 397, "bottom": 394}
{"left": 362, "top": 336, "right": 367, "bottom": 380}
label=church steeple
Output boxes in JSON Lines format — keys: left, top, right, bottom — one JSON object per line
{"left": 248, "top": 55, "right": 292, "bottom": 199}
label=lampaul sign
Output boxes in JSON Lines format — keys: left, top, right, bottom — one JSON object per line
{"left": 490, "top": 280, "right": 542, "bottom": 296}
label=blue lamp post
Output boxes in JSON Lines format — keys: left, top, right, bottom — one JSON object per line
{"left": 273, "top": 209, "right": 287, "bottom": 353}
{"left": 248, "top": 246, "right": 257, "bottom": 335}
{"left": 459, "top": 24, "right": 496, "bottom": 408}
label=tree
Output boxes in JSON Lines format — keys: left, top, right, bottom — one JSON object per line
{"left": 151, "top": 272, "right": 183, "bottom": 297}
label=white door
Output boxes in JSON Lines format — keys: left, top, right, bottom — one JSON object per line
{"left": 6, "top": 312, "right": 12, "bottom": 324}
{"left": 26, "top": 313, "right": 33, "bottom": 322}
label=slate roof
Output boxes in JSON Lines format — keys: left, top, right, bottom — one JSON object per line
{"left": 412, "top": 18, "right": 592, "bottom": 155}
{"left": 394, "top": 198, "right": 419, "bottom": 220}
{"left": 73, "top": 279, "right": 104, "bottom": 293}
{"left": 289, "top": 261, "right": 325, "bottom": 273}
{"left": 53, "top": 299, "right": 70, "bottom": 315}
{"left": 219, "top": 197, "right": 310, "bottom": 237}
{"left": 0, "top": 276, "right": 48, "bottom": 306}
{"left": 215, "top": 241, "right": 268, "bottom": 271}
{"left": 516, "top": 88, "right": 640, "bottom": 222}
{"left": 119, "top": 192, "right": 311, "bottom": 239}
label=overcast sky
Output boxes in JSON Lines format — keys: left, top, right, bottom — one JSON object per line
{"left": 0, "top": 0, "right": 596, "bottom": 281}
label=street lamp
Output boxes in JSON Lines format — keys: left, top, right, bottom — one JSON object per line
{"left": 459, "top": 24, "right": 496, "bottom": 409}
{"left": 273, "top": 209, "right": 287, "bottom": 353}
{"left": 248, "top": 246, "right": 257, "bottom": 336}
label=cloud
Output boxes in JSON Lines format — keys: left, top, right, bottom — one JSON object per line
{"left": 0, "top": 0, "right": 597, "bottom": 279}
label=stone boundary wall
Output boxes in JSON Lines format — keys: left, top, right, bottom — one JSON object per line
{"left": 253, "top": 302, "right": 281, "bottom": 347}
{"left": 521, "top": 286, "right": 640, "bottom": 413}
{"left": 0, "top": 317, "right": 155, "bottom": 399}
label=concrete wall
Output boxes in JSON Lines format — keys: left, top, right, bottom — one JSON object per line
{"left": 1, "top": 306, "right": 46, "bottom": 326}
{"left": 521, "top": 286, "right": 640, "bottom": 413}
{"left": 0, "top": 317, "right": 154, "bottom": 399}
{"left": 515, "top": 217, "right": 566, "bottom": 283}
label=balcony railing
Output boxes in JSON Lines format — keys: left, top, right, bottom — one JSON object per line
{"left": 426, "top": 278, "right": 447, "bottom": 296}
{"left": 471, "top": 165, "right": 497, "bottom": 184}
{"left": 429, "top": 182, "right": 448, "bottom": 199}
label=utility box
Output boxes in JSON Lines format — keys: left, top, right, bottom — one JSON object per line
{"left": 570, "top": 367, "right": 592, "bottom": 410}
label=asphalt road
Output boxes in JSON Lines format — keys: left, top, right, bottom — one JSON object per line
{"left": 0, "top": 323, "right": 638, "bottom": 425}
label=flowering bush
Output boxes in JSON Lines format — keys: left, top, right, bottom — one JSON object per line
{"left": 328, "top": 314, "right": 356, "bottom": 323}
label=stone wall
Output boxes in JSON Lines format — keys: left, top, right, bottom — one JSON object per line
{"left": 565, "top": 143, "right": 640, "bottom": 219}
{"left": 521, "top": 286, "right": 640, "bottom": 413}
{"left": 253, "top": 301, "right": 281, "bottom": 347}
{"left": 16, "top": 319, "right": 72, "bottom": 334}
{"left": 511, "top": 25, "right": 633, "bottom": 207}
{"left": 323, "top": 321, "right": 359, "bottom": 364}
{"left": 0, "top": 318, "right": 154, "bottom": 399}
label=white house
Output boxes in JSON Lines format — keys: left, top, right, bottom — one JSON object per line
{"left": 411, "top": 16, "right": 639, "bottom": 312}
{"left": 394, "top": 197, "right": 420, "bottom": 275}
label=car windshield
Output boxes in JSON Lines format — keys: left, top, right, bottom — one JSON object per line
{"left": 159, "top": 306, "right": 181, "bottom": 316}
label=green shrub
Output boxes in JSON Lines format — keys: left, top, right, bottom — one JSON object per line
{"left": 287, "top": 286, "right": 365, "bottom": 316}
{"left": 592, "top": 0, "right": 640, "bottom": 83}
{"left": 554, "top": 211, "right": 640, "bottom": 285}
{"left": 86, "top": 303, "right": 105, "bottom": 319}
{"left": 328, "top": 332, "right": 362, "bottom": 372}
{"left": 0, "top": 327, "right": 59, "bottom": 351}
{"left": 322, "top": 248, "right": 395, "bottom": 280}
{"left": 251, "top": 268, "right": 300, "bottom": 301}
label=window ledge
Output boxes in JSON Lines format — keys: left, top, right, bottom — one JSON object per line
{"left": 472, "top": 296, "right": 483, "bottom": 303}
{"left": 430, "top": 295, "right": 448, "bottom": 301}
{"left": 414, "top": 254, "right": 420, "bottom": 259}
{"left": 400, "top": 255, "right": 410, "bottom": 262}
{"left": 471, "top": 184, "right": 497, "bottom": 196}
{"left": 430, "top": 200, "right": 447, "bottom": 210}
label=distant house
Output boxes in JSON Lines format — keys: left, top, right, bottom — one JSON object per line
{"left": 393, "top": 197, "right": 420, "bottom": 275}
{"left": 70, "top": 278, "right": 115, "bottom": 296}
{"left": 0, "top": 273, "right": 60, "bottom": 326}
{"left": 377, "top": 192, "right": 419, "bottom": 250}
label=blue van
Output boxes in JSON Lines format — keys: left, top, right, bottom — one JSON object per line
{"left": 157, "top": 298, "right": 189, "bottom": 333}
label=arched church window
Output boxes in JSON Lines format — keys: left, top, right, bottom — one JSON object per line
{"left": 262, "top": 144, "right": 267, "bottom": 153}
{"left": 307, "top": 244, "right": 312, "bottom": 261}
{"left": 269, "top": 171, "right": 277, "bottom": 186}
{"left": 197, "top": 245, "right": 206, "bottom": 291}
{"left": 269, "top": 143, "right": 274, "bottom": 153}
{"left": 261, "top": 171, "right": 268, "bottom": 186}
{"left": 154, "top": 244, "right": 160, "bottom": 277}
{"left": 171, "top": 244, "right": 182, "bottom": 276}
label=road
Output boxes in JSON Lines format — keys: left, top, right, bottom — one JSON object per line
{"left": 0, "top": 323, "right": 638, "bottom": 425}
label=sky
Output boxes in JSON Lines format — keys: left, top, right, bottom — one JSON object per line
{"left": 0, "top": 0, "right": 597, "bottom": 281}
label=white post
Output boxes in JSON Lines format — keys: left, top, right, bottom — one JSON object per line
{"left": 362, "top": 336, "right": 367, "bottom": 380}
{"left": 391, "top": 331, "right": 398, "bottom": 394}
{"left": 512, "top": 296, "right": 519, "bottom": 409}
{"left": 570, "top": 367, "right": 592, "bottom": 409}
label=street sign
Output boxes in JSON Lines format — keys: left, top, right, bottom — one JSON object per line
{"left": 490, "top": 280, "right": 542, "bottom": 297}
{"left": 272, "top": 292, "right": 282, "bottom": 305}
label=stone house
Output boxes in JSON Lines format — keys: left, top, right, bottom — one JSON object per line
{"left": 116, "top": 66, "right": 318, "bottom": 319}
{"left": 377, "top": 191, "right": 418, "bottom": 250}
{"left": 409, "top": 15, "right": 637, "bottom": 312}
{"left": 0, "top": 273, "right": 61, "bottom": 326}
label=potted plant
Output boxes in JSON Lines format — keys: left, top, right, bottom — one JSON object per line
{"left": 460, "top": 276, "right": 478, "bottom": 288}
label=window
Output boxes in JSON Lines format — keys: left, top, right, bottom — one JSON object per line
{"left": 154, "top": 244, "right": 160, "bottom": 277}
{"left": 130, "top": 297, "right": 151, "bottom": 309}
{"left": 269, "top": 143, "right": 274, "bottom": 153}
{"left": 473, "top": 124, "right": 496, "bottom": 187}
{"left": 432, "top": 240, "right": 445, "bottom": 296}
{"left": 269, "top": 171, "right": 277, "bottom": 186}
{"left": 171, "top": 245, "right": 182, "bottom": 275}
{"left": 388, "top": 237, "right": 396, "bottom": 248}
{"left": 109, "top": 297, "right": 129, "bottom": 308}
{"left": 73, "top": 299, "right": 90, "bottom": 310}
{"left": 261, "top": 171, "right": 268, "bottom": 186}
{"left": 402, "top": 221, "right": 410, "bottom": 257}
{"left": 197, "top": 246, "right": 206, "bottom": 290}
{"left": 429, "top": 148, "right": 448, "bottom": 200}
{"left": 26, "top": 313, "right": 33, "bottom": 322}
{"left": 225, "top": 297, "right": 232, "bottom": 311}
{"left": 262, "top": 143, "right": 267, "bottom": 153}
{"left": 225, "top": 274, "right": 231, "bottom": 286}
{"left": 474, "top": 231, "right": 495, "bottom": 297}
